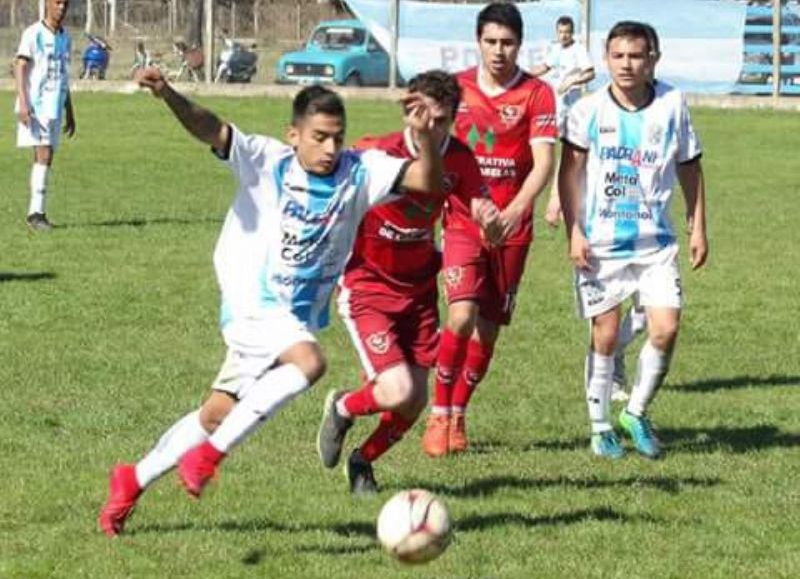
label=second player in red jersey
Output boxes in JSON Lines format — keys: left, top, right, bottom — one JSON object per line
{"left": 315, "top": 70, "right": 501, "bottom": 493}
{"left": 422, "top": 2, "right": 558, "bottom": 457}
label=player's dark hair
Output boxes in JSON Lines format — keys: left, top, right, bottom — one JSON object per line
{"left": 407, "top": 70, "right": 462, "bottom": 119}
{"left": 556, "top": 16, "right": 575, "bottom": 31}
{"left": 292, "top": 85, "right": 346, "bottom": 125}
{"left": 605, "top": 21, "right": 656, "bottom": 55}
{"left": 476, "top": 2, "right": 523, "bottom": 44}
{"left": 642, "top": 22, "right": 661, "bottom": 56}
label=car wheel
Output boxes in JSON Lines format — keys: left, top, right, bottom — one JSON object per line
{"left": 344, "top": 73, "right": 362, "bottom": 87}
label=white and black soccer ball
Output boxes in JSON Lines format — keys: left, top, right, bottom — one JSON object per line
{"left": 376, "top": 489, "right": 452, "bottom": 564}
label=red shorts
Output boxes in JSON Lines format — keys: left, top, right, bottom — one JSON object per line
{"left": 442, "top": 230, "right": 530, "bottom": 326}
{"left": 336, "top": 285, "right": 440, "bottom": 378}
{"left": 481, "top": 243, "right": 530, "bottom": 325}
{"left": 442, "top": 229, "right": 486, "bottom": 304}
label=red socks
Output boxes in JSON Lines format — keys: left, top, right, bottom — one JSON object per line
{"left": 433, "top": 328, "right": 470, "bottom": 410}
{"left": 342, "top": 381, "right": 380, "bottom": 417}
{"left": 452, "top": 339, "right": 494, "bottom": 410}
{"left": 360, "top": 412, "right": 414, "bottom": 462}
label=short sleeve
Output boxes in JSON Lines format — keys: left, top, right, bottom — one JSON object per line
{"left": 528, "top": 83, "right": 558, "bottom": 144}
{"left": 577, "top": 46, "right": 593, "bottom": 71}
{"left": 16, "top": 26, "right": 35, "bottom": 60}
{"left": 357, "top": 149, "right": 409, "bottom": 207}
{"left": 677, "top": 95, "right": 702, "bottom": 163}
{"left": 213, "top": 124, "right": 291, "bottom": 185}
{"left": 563, "top": 98, "right": 591, "bottom": 151}
{"left": 544, "top": 44, "right": 557, "bottom": 69}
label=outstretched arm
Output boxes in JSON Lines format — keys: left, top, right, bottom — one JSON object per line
{"left": 677, "top": 159, "right": 708, "bottom": 270}
{"left": 135, "top": 67, "right": 229, "bottom": 151}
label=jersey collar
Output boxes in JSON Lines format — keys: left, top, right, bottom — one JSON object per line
{"left": 477, "top": 65, "right": 523, "bottom": 98}
{"left": 403, "top": 127, "right": 451, "bottom": 159}
{"left": 607, "top": 82, "right": 656, "bottom": 112}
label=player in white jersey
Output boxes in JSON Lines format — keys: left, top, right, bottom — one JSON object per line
{"left": 559, "top": 21, "right": 708, "bottom": 460}
{"left": 531, "top": 15, "right": 594, "bottom": 228}
{"left": 15, "top": 0, "right": 75, "bottom": 232}
{"left": 98, "top": 67, "right": 443, "bottom": 537}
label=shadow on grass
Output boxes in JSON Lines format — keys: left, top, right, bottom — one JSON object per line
{"left": 661, "top": 425, "right": 800, "bottom": 453}
{"left": 394, "top": 474, "right": 720, "bottom": 498}
{"left": 132, "top": 517, "right": 374, "bottom": 539}
{"left": 456, "top": 506, "right": 662, "bottom": 533}
{"left": 668, "top": 374, "right": 800, "bottom": 393}
{"left": 59, "top": 216, "right": 223, "bottom": 229}
{"left": 0, "top": 272, "right": 56, "bottom": 283}
{"left": 532, "top": 424, "right": 800, "bottom": 455}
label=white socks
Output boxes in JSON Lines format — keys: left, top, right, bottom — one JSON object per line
{"left": 135, "top": 410, "right": 209, "bottom": 488}
{"left": 29, "top": 163, "right": 49, "bottom": 215}
{"left": 208, "top": 364, "right": 309, "bottom": 454}
{"left": 628, "top": 341, "right": 671, "bottom": 417}
{"left": 585, "top": 352, "right": 614, "bottom": 433}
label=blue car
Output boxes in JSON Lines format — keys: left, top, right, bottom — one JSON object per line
{"left": 276, "top": 19, "right": 393, "bottom": 86}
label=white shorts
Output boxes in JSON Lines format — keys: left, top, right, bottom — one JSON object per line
{"left": 212, "top": 311, "right": 316, "bottom": 398}
{"left": 575, "top": 246, "right": 683, "bottom": 319}
{"left": 17, "top": 118, "right": 61, "bottom": 150}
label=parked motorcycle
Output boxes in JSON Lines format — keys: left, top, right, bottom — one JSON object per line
{"left": 215, "top": 37, "right": 257, "bottom": 83}
{"left": 81, "top": 33, "right": 111, "bottom": 80}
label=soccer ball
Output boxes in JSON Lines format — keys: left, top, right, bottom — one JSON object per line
{"left": 376, "top": 489, "right": 452, "bottom": 564}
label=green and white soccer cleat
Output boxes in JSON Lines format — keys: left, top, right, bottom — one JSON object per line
{"left": 619, "top": 409, "right": 662, "bottom": 459}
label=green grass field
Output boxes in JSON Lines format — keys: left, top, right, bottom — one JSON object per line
{"left": 0, "top": 92, "right": 798, "bottom": 579}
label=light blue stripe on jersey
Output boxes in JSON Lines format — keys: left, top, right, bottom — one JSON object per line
{"left": 220, "top": 301, "right": 233, "bottom": 328}
{"left": 584, "top": 111, "right": 599, "bottom": 239}
{"left": 655, "top": 117, "right": 677, "bottom": 249}
{"left": 613, "top": 110, "right": 644, "bottom": 257}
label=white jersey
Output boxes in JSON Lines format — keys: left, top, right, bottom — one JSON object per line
{"left": 544, "top": 41, "right": 593, "bottom": 110}
{"left": 214, "top": 126, "right": 407, "bottom": 333}
{"left": 15, "top": 21, "right": 71, "bottom": 123}
{"left": 563, "top": 81, "right": 702, "bottom": 261}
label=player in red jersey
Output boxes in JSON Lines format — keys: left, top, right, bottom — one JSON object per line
{"left": 316, "top": 70, "right": 501, "bottom": 494}
{"left": 422, "top": 2, "right": 558, "bottom": 456}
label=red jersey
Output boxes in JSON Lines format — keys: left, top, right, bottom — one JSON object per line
{"left": 455, "top": 67, "right": 557, "bottom": 245}
{"left": 343, "top": 129, "right": 485, "bottom": 297}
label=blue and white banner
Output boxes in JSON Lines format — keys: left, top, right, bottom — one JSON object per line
{"left": 343, "top": 0, "right": 747, "bottom": 94}
{"left": 590, "top": 0, "right": 746, "bottom": 94}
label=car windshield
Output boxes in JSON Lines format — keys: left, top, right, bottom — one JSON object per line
{"left": 310, "top": 26, "right": 366, "bottom": 49}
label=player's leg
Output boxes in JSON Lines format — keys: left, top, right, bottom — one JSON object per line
{"left": 575, "top": 261, "right": 632, "bottom": 459}
{"left": 586, "top": 306, "right": 626, "bottom": 458}
{"left": 422, "top": 298, "right": 477, "bottom": 457}
{"left": 423, "top": 231, "right": 485, "bottom": 456}
{"left": 318, "top": 291, "right": 406, "bottom": 468}
{"left": 99, "top": 355, "right": 243, "bottom": 537}
{"left": 612, "top": 301, "right": 648, "bottom": 400}
{"left": 18, "top": 115, "right": 56, "bottom": 231}
{"left": 447, "top": 244, "right": 526, "bottom": 452}
{"left": 618, "top": 255, "right": 682, "bottom": 459}
{"left": 347, "top": 364, "right": 430, "bottom": 495}
{"left": 181, "top": 340, "right": 322, "bottom": 495}
{"left": 619, "top": 307, "right": 679, "bottom": 460}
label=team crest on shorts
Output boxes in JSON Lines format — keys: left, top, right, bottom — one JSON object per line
{"left": 444, "top": 266, "right": 464, "bottom": 290}
{"left": 366, "top": 331, "right": 391, "bottom": 355}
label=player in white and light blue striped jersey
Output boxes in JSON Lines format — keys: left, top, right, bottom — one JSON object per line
{"left": 14, "top": 0, "right": 76, "bottom": 231}
{"left": 99, "top": 70, "right": 444, "bottom": 537}
{"left": 559, "top": 21, "right": 708, "bottom": 461}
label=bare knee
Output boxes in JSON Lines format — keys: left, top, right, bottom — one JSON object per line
{"left": 648, "top": 322, "right": 679, "bottom": 351}
{"left": 278, "top": 341, "right": 327, "bottom": 384}
{"left": 447, "top": 301, "right": 478, "bottom": 336}
{"left": 591, "top": 308, "right": 621, "bottom": 355}
{"left": 199, "top": 391, "right": 236, "bottom": 433}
